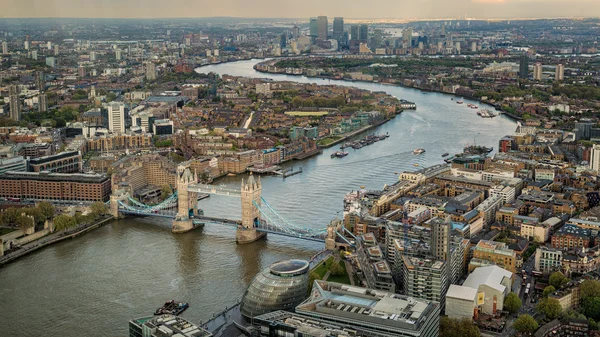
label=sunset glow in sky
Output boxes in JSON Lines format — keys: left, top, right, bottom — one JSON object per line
{"left": 3, "top": 0, "right": 599, "bottom": 19}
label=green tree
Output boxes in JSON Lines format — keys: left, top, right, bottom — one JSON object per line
{"left": 329, "top": 262, "right": 345, "bottom": 276}
{"left": 15, "top": 215, "right": 33, "bottom": 231}
{"left": 580, "top": 280, "right": 600, "bottom": 298}
{"left": 543, "top": 285, "right": 556, "bottom": 298}
{"left": 161, "top": 184, "right": 172, "bottom": 200}
{"left": 53, "top": 214, "right": 76, "bottom": 231}
{"left": 106, "top": 92, "right": 117, "bottom": 102}
{"left": 90, "top": 202, "right": 107, "bottom": 218}
{"left": 439, "top": 317, "right": 480, "bottom": 337}
{"left": 513, "top": 314, "right": 539, "bottom": 334}
{"left": 504, "top": 292, "right": 522, "bottom": 314}
{"left": 537, "top": 298, "right": 562, "bottom": 319}
{"left": 549, "top": 271, "right": 569, "bottom": 289}
{"left": 582, "top": 297, "right": 600, "bottom": 321}
{"left": 37, "top": 201, "right": 55, "bottom": 220}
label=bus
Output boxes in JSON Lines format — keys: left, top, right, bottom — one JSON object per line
{"left": 532, "top": 271, "right": 543, "bottom": 278}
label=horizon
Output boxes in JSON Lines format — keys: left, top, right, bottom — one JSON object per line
{"left": 3, "top": 0, "right": 600, "bottom": 20}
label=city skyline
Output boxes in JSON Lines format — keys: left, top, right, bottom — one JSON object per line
{"left": 3, "top": 0, "right": 600, "bottom": 19}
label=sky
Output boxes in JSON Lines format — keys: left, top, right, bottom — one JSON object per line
{"left": 3, "top": 0, "right": 600, "bottom": 19}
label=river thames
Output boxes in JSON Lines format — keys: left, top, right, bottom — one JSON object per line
{"left": 0, "top": 59, "right": 516, "bottom": 336}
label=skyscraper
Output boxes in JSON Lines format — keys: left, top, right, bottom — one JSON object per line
{"left": 145, "top": 62, "right": 157, "bottom": 81}
{"left": 9, "top": 85, "right": 20, "bottom": 121}
{"left": 35, "top": 71, "right": 45, "bottom": 91}
{"left": 555, "top": 64, "right": 564, "bottom": 81}
{"left": 280, "top": 34, "right": 287, "bottom": 48}
{"left": 2, "top": 41, "right": 7, "bottom": 54}
{"left": 309, "top": 18, "right": 318, "bottom": 37}
{"left": 533, "top": 62, "right": 543, "bottom": 80}
{"left": 317, "top": 16, "right": 328, "bottom": 40}
{"left": 108, "top": 102, "right": 126, "bottom": 133}
{"left": 591, "top": 144, "right": 600, "bottom": 174}
{"left": 350, "top": 25, "right": 359, "bottom": 41}
{"left": 292, "top": 25, "right": 299, "bottom": 40}
{"left": 39, "top": 93, "right": 47, "bottom": 113}
{"left": 24, "top": 40, "right": 29, "bottom": 50}
{"left": 359, "top": 24, "right": 369, "bottom": 41}
{"left": 31, "top": 50, "right": 38, "bottom": 60}
{"left": 54, "top": 44, "right": 59, "bottom": 56}
{"left": 115, "top": 49, "right": 122, "bottom": 60}
{"left": 403, "top": 28, "right": 413, "bottom": 47}
{"left": 90, "top": 51, "right": 97, "bottom": 61}
{"left": 333, "top": 17, "right": 344, "bottom": 38}
{"left": 518, "top": 54, "right": 529, "bottom": 79}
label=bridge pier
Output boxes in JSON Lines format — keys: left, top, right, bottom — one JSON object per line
{"left": 172, "top": 218, "right": 195, "bottom": 234}
{"left": 236, "top": 228, "right": 266, "bottom": 244}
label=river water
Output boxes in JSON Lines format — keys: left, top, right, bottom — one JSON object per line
{"left": 0, "top": 59, "right": 516, "bottom": 337}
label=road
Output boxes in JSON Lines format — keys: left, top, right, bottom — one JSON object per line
{"left": 498, "top": 253, "right": 537, "bottom": 337}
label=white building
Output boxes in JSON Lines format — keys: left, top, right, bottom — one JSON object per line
{"left": 463, "top": 265, "right": 512, "bottom": 315}
{"left": 445, "top": 284, "right": 477, "bottom": 320}
{"left": 535, "top": 246, "right": 563, "bottom": 274}
{"left": 521, "top": 221, "right": 551, "bottom": 243}
{"left": 107, "top": 102, "right": 126, "bottom": 133}
{"left": 590, "top": 144, "right": 600, "bottom": 173}
{"left": 489, "top": 184, "right": 516, "bottom": 204}
{"left": 555, "top": 64, "right": 564, "bottom": 81}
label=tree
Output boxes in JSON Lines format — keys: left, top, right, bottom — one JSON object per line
{"left": 106, "top": 92, "right": 117, "bottom": 102}
{"left": 439, "top": 317, "right": 480, "bottom": 337}
{"left": 15, "top": 215, "right": 33, "bottom": 231}
{"left": 513, "top": 314, "right": 539, "bottom": 334}
{"left": 90, "top": 202, "right": 107, "bottom": 218}
{"left": 543, "top": 285, "right": 556, "bottom": 298}
{"left": 53, "top": 214, "right": 76, "bottom": 231}
{"left": 161, "top": 184, "right": 173, "bottom": 200}
{"left": 580, "top": 280, "right": 600, "bottom": 298}
{"left": 582, "top": 297, "right": 600, "bottom": 321}
{"left": 537, "top": 298, "right": 562, "bottom": 319}
{"left": 549, "top": 271, "right": 569, "bottom": 289}
{"left": 504, "top": 292, "right": 522, "bottom": 314}
{"left": 329, "top": 262, "right": 345, "bottom": 276}
{"left": 37, "top": 201, "right": 55, "bottom": 220}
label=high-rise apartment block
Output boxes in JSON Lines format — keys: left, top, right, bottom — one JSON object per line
{"left": 39, "top": 93, "right": 48, "bottom": 113}
{"left": 519, "top": 54, "right": 529, "bottom": 79}
{"left": 555, "top": 64, "right": 564, "bottom": 81}
{"left": 590, "top": 144, "right": 600, "bottom": 173}
{"left": 9, "top": 85, "right": 20, "bottom": 121}
{"left": 108, "top": 102, "right": 126, "bottom": 133}
{"left": 145, "top": 62, "right": 157, "bottom": 81}
{"left": 2, "top": 41, "right": 8, "bottom": 54}
{"left": 533, "top": 62, "right": 543, "bottom": 80}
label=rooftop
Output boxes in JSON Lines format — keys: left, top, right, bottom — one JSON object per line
{"left": 1, "top": 170, "right": 109, "bottom": 183}
{"left": 130, "top": 314, "right": 212, "bottom": 337}
{"left": 463, "top": 265, "right": 512, "bottom": 293}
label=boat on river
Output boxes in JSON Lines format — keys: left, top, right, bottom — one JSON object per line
{"left": 331, "top": 151, "right": 349, "bottom": 158}
{"left": 413, "top": 148, "right": 426, "bottom": 155}
{"left": 154, "top": 300, "right": 189, "bottom": 316}
{"left": 441, "top": 153, "right": 449, "bottom": 157}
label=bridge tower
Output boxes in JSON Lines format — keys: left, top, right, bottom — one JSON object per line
{"left": 236, "top": 173, "right": 266, "bottom": 244}
{"left": 172, "top": 167, "right": 197, "bottom": 233}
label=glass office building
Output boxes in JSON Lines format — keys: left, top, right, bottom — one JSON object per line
{"left": 240, "top": 259, "right": 310, "bottom": 319}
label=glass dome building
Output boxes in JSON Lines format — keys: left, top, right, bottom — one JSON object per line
{"left": 241, "top": 259, "right": 310, "bottom": 319}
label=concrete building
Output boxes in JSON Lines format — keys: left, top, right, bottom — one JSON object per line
{"left": 28, "top": 151, "right": 82, "bottom": 173}
{"left": 521, "top": 220, "right": 552, "bottom": 243}
{"left": 38, "top": 93, "right": 47, "bottom": 113}
{"left": 291, "top": 281, "right": 440, "bottom": 337}
{"left": 317, "top": 16, "right": 328, "bottom": 40}
{"left": 590, "top": 144, "right": 600, "bottom": 173}
{"left": 533, "top": 62, "right": 543, "bottom": 80}
{"left": 357, "top": 233, "right": 396, "bottom": 293}
{"left": 0, "top": 156, "right": 27, "bottom": 175}
{"left": 519, "top": 54, "right": 529, "bottom": 79}
{"left": 9, "top": 85, "right": 20, "bottom": 121}
{"left": 153, "top": 119, "right": 174, "bottom": 135}
{"left": 555, "top": 64, "right": 564, "bottom": 81}
{"left": 535, "top": 246, "right": 563, "bottom": 274}
{"left": 2, "top": 41, "right": 7, "bottom": 54}
{"left": 461, "top": 265, "right": 512, "bottom": 315}
{"left": 402, "top": 255, "right": 448, "bottom": 308}
{"left": 129, "top": 314, "right": 212, "bottom": 337}
{"left": 145, "top": 62, "right": 157, "bottom": 81}
{"left": 309, "top": 18, "right": 318, "bottom": 37}
{"left": 445, "top": 284, "right": 477, "bottom": 320}
{"left": 108, "top": 102, "right": 126, "bottom": 133}
{"left": 89, "top": 51, "right": 96, "bottom": 61}
{"left": 551, "top": 224, "right": 591, "bottom": 250}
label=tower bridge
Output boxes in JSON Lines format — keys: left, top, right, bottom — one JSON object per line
{"left": 110, "top": 166, "right": 342, "bottom": 248}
